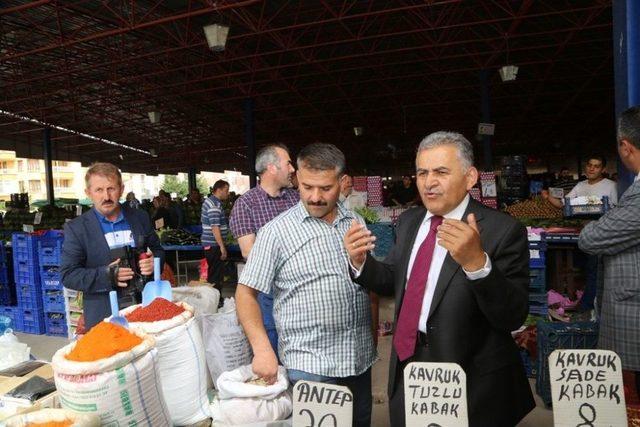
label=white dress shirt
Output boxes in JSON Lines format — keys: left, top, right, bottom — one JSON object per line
{"left": 410, "top": 195, "right": 491, "bottom": 332}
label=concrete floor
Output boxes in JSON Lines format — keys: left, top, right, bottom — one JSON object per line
{"left": 15, "top": 290, "right": 554, "bottom": 426}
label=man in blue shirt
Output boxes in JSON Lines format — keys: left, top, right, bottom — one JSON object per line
{"left": 201, "top": 180, "right": 230, "bottom": 298}
{"left": 61, "top": 162, "right": 164, "bottom": 330}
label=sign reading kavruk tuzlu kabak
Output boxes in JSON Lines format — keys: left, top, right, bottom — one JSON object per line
{"left": 404, "top": 362, "right": 468, "bottom": 427}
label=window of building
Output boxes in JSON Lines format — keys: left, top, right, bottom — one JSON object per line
{"left": 28, "top": 180, "right": 41, "bottom": 193}
{"left": 0, "top": 161, "right": 8, "bottom": 173}
{"left": 17, "top": 160, "right": 23, "bottom": 172}
{"left": 27, "top": 159, "right": 40, "bottom": 172}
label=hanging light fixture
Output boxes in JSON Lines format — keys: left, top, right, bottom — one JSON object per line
{"left": 203, "top": 24, "right": 229, "bottom": 52}
{"left": 499, "top": 35, "right": 518, "bottom": 82}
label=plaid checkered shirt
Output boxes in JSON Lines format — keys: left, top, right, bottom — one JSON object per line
{"left": 229, "top": 186, "right": 300, "bottom": 238}
{"left": 239, "top": 201, "right": 377, "bottom": 377}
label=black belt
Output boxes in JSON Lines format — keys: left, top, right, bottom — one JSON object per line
{"left": 417, "top": 331, "right": 428, "bottom": 346}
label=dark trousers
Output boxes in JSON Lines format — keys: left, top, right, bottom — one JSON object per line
{"left": 288, "top": 368, "right": 372, "bottom": 427}
{"left": 204, "top": 246, "right": 224, "bottom": 294}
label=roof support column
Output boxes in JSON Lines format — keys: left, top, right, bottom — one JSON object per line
{"left": 613, "top": 0, "right": 640, "bottom": 194}
{"left": 244, "top": 98, "right": 257, "bottom": 188}
{"left": 188, "top": 167, "right": 197, "bottom": 193}
{"left": 43, "top": 127, "right": 55, "bottom": 206}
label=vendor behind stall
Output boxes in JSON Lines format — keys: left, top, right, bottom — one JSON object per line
{"left": 60, "top": 162, "right": 164, "bottom": 330}
{"left": 545, "top": 154, "right": 618, "bottom": 208}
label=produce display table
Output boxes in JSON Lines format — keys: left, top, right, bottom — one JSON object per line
{"left": 161, "top": 244, "right": 241, "bottom": 284}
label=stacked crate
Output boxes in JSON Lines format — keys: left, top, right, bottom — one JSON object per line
{"left": 0, "top": 242, "right": 18, "bottom": 330}
{"left": 528, "top": 229, "right": 547, "bottom": 316}
{"left": 499, "top": 155, "right": 529, "bottom": 206}
{"left": 12, "top": 233, "right": 45, "bottom": 334}
{"left": 38, "top": 231, "right": 67, "bottom": 337}
{"left": 479, "top": 171, "right": 498, "bottom": 209}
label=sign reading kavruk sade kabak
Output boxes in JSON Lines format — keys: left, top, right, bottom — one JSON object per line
{"left": 293, "top": 380, "right": 353, "bottom": 427}
{"left": 404, "top": 362, "right": 468, "bottom": 427}
{"left": 549, "top": 349, "right": 627, "bottom": 427}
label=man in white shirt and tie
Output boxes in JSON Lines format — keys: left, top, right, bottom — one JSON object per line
{"left": 345, "top": 131, "right": 534, "bottom": 427}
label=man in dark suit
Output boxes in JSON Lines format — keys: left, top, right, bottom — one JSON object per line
{"left": 61, "top": 162, "right": 163, "bottom": 330}
{"left": 345, "top": 131, "right": 534, "bottom": 426}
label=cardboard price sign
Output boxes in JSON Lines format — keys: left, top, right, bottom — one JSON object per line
{"left": 549, "top": 349, "right": 627, "bottom": 427}
{"left": 404, "top": 362, "right": 468, "bottom": 427}
{"left": 293, "top": 380, "right": 353, "bottom": 427}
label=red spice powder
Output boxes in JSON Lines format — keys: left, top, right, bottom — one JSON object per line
{"left": 125, "top": 298, "right": 185, "bottom": 322}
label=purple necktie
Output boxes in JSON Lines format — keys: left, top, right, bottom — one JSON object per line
{"left": 393, "top": 215, "right": 443, "bottom": 362}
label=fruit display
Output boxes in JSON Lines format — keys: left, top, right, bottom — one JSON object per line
{"left": 504, "top": 196, "right": 562, "bottom": 219}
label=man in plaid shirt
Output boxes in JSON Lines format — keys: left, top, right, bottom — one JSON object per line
{"left": 230, "top": 144, "right": 298, "bottom": 353}
{"left": 579, "top": 105, "right": 640, "bottom": 396}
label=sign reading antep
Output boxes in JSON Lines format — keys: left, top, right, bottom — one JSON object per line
{"left": 293, "top": 380, "right": 353, "bottom": 427}
{"left": 404, "top": 362, "right": 468, "bottom": 427}
{"left": 549, "top": 349, "right": 627, "bottom": 427}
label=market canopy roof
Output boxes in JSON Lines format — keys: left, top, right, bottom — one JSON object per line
{"left": 0, "top": 1, "right": 614, "bottom": 174}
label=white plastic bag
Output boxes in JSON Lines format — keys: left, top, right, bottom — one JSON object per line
{"left": 120, "top": 301, "right": 210, "bottom": 425}
{"left": 2, "top": 408, "right": 100, "bottom": 426}
{"left": 51, "top": 327, "right": 172, "bottom": 426}
{"left": 210, "top": 365, "right": 292, "bottom": 425}
{"left": 202, "top": 298, "right": 253, "bottom": 383}
{"left": 0, "top": 330, "right": 30, "bottom": 371}
{"left": 172, "top": 285, "right": 220, "bottom": 319}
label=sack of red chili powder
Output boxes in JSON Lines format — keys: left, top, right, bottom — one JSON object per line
{"left": 51, "top": 324, "right": 171, "bottom": 426}
{"left": 119, "top": 299, "right": 210, "bottom": 425}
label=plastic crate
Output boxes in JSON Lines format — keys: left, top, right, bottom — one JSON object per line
{"left": 563, "top": 196, "right": 610, "bottom": 217}
{"left": 528, "top": 241, "right": 547, "bottom": 251}
{"left": 40, "top": 266, "right": 62, "bottom": 290}
{"left": 0, "top": 264, "right": 8, "bottom": 284}
{"left": 528, "top": 302, "right": 547, "bottom": 316}
{"left": 38, "top": 230, "right": 64, "bottom": 267}
{"left": 13, "top": 258, "right": 40, "bottom": 286}
{"left": 42, "top": 289, "right": 65, "bottom": 313}
{"left": 14, "top": 307, "right": 45, "bottom": 334}
{"left": 529, "top": 268, "right": 546, "bottom": 292}
{"left": 536, "top": 320, "right": 599, "bottom": 406}
{"left": 368, "top": 223, "right": 395, "bottom": 259}
{"left": 528, "top": 293, "right": 546, "bottom": 304}
{"left": 0, "top": 243, "right": 7, "bottom": 264}
{"left": 0, "top": 282, "right": 16, "bottom": 306}
{"left": 11, "top": 233, "right": 39, "bottom": 262}
{"left": 44, "top": 312, "right": 67, "bottom": 337}
{"left": 16, "top": 283, "right": 43, "bottom": 309}
{"left": 520, "top": 349, "right": 535, "bottom": 378}
{"left": 529, "top": 252, "right": 546, "bottom": 269}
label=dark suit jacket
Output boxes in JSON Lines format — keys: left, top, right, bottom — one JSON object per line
{"left": 356, "top": 199, "right": 535, "bottom": 426}
{"left": 60, "top": 205, "right": 164, "bottom": 330}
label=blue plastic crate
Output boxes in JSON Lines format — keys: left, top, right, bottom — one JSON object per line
{"left": 0, "top": 243, "right": 7, "bottom": 264}
{"left": 529, "top": 268, "right": 546, "bottom": 291}
{"left": 40, "top": 266, "right": 62, "bottom": 290}
{"left": 13, "top": 259, "right": 40, "bottom": 286}
{"left": 528, "top": 292, "right": 547, "bottom": 304}
{"left": 0, "top": 282, "right": 16, "bottom": 306}
{"left": 528, "top": 241, "right": 547, "bottom": 251}
{"left": 520, "top": 349, "right": 535, "bottom": 378}
{"left": 44, "top": 312, "right": 67, "bottom": 337}
{"left": 528, "top": 302, "right": 547, "bottom": 316}
{"left": 16, "top": 283, "right": 43, "bottom": 309}
{"left": 536, "top": 320, "right": 599, "bottom": 407}
{"left": 14, "top": 307, "right": 45, "bottom": 334}
{"left": 42, "top": 290, "right": 65, "bottom": 313}
{"left": 38, "top": 230, "right": 64, "bottom": 267}
{"left": 0, "top": 263, "right": 8, "bottom": 283}
{"left": 529, "top": 253, "right": 546, "bottom": 269}
{"left": 11, "top": 233, "right": 39, "bottom": 262}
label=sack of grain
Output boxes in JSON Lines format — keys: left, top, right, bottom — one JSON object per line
{"left": 51, "top": 327, "right": 171, "bottom": 426}
{"left": 120, "top": 300, "right": 210, "bottom": 425}
{"left": 210, "top": 364, "right": 292, "bottom": 425}
{"left": 2, "top": 408, "right": 100, "bottom": 427}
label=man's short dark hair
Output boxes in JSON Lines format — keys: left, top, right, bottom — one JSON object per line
{"left": 297, "top": 143, "right": 346, "bottom": 175}
{"left": 212, "top": 180, "right": 229, "bottom": 192}
{"left": 587, "top": 154, "right": 607, "bottom": 168}
{"left": 618, "top": 106, "right": 640, "bottom": 149}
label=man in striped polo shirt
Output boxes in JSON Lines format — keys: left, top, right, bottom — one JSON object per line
{"left": 236, "top": 143, "right": 376, "bottom": 427}
{"left": 201, "top": 179, "right": 230, "bottom": 298}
